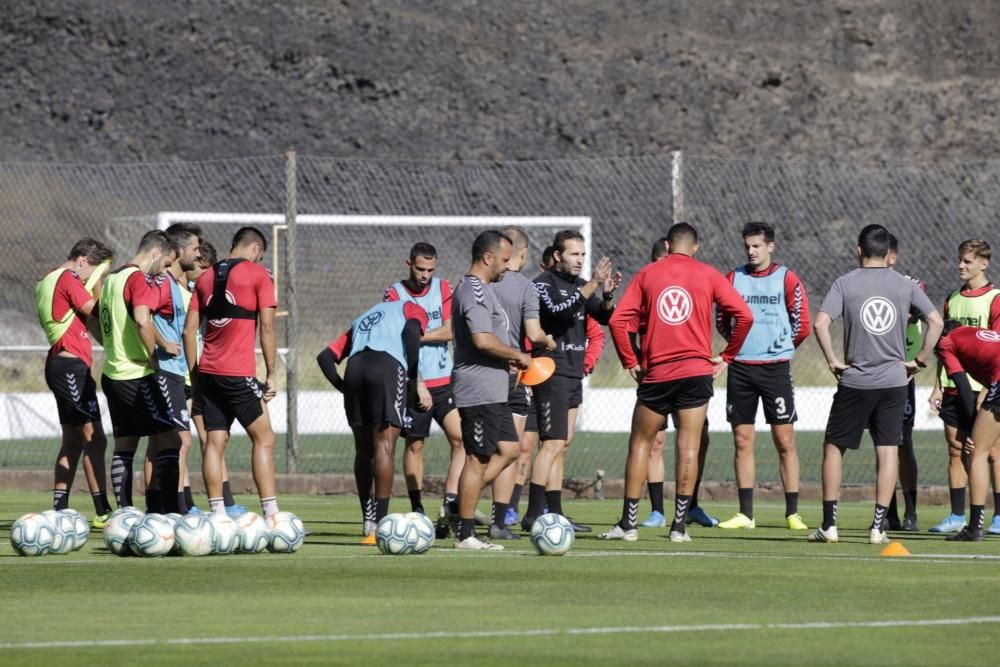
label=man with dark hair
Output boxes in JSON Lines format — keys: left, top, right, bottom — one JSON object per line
{"left": 451, "top": 230, "right": 531, "bottom": 550}
{"left": 605, "top": 222, "right": 752, "bottom": 542}
{"left": 100, "top": 230, "right": 184, "bottom": 513}
{"left": 35, "top": 238, "right": 114, "bottom": 524}
{"left": 650, "top": 236, "right": 669, "bottom": 263}
{"left": 934, "top": 320, "right": 1000, "bottom": 541}
{"left": 184, "top": 226, "right": 282, "bottom": 520}
{"left": 928, "top": 239, "right": 1000, "bottom": 534}
{"left": 811, "top": 224, "right": 942, "bottom": 544}
{"left": 383, "top": 242, "right": 465, "bottom": 524}
{"left": 318, "top": 298, "right": 429, "bottom": 542}
{"left": 716, "top": 222, "right": 811, "bottom": 531}
{"left": 520, "top": 230, "right": 617, "bottom": 533}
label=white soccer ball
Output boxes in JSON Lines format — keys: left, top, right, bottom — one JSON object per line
{"left": 61, "top": 509, "right": 90, "bottom": 550}
{"left": 209, "top": 514, "right": 239, "bottom": 554}
{"left": 163, "top": 514, "right": 183, "bottom": 553}
{"left": 267, "top": 511, "right": 305, "bottom": 553}
{"left": 173, "top": 514, "right": 215, "bottom": 556}
{"left": 44, "top": 509, "right": 77, "bottom": 554}
{"left": 376, "top": 513, "right": 419, "bottom": 555}
{"left": 9, "top": 513, "right": 55, "bottom": 557}
{"left": 128, "top": 514, "right": 176, "bottom": 557}
{"left": 404, "top": 512, "right": 435, "bottom": 554}
{"left": 102, "top": 507, "right": 144, "bottom": 557}
{"left": 235, "top": 512, "right": 270, "bottom": 554}
{"left": 530, "top": 513, "right": 575, "bottom": 556}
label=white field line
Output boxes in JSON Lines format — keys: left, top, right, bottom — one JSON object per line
{"left": 2, "top": 616, "right": 1000, "bottom": 650}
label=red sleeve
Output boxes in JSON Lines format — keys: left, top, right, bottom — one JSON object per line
{"left": 61, "top": 272, "right": 94, "bottom": 313}
{"left": 942, "top": 299, "right": 949, "bottom": 320}
{"left": 327, "top": 329, "right": 352, "bottom": 361}
{"left": 439, "top": 280, "right": 452, "bottom": 322}
{"left": 256, "top": 267, "right": 278, "bottom": 310}
{"left": 608, "top": 271, "right": 645, "bottom": 369}
{"left": 583, "top": 316, "right": 605, "bottom": 373}
{"left": 403, "top": 302, "right": 430, "bottom": 333}
{"left": 715, "top": 270, "right": 736, "bottom": 340}
{"left": 124, "top": 272, "right": 158, "bottom": 310}
{"left": 989, "top": 294, "right": 1000, "bottom": 331}
{"left": 784, "top": 269, "right": 812, "bottom": 347}
{"left": 383, "top": 286, "right": 400, "bottom": 302}
{"left": 714, "top": 272, "right": 753, "bottom": 363}
{"left": 188, "top": 269, "right": 212, "bottom": 313}
{"left": 937, "top": 336, "right": 963, "bottom": 376}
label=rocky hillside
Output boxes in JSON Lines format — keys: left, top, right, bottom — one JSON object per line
{"left": 3, "top": 0, "right": 1000, "bottom": 164}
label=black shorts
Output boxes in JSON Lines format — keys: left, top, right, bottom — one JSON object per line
{"left": 903, "top": 381, "right": 916, "bottom": 428}
{"left": 940, "top": 392, "right": 975, "bottom": 433}
{"left": 159, "top": 371, "right": 191, "bottom": 432}
{"left": 507, "top": 373, "right": 531, "bottom": 418}
{"left": 534, "top": 374, "right": 583, "bottom": 441}
{"left": 458, "top": 403, "right": 517, "bottom": 458}
{"left": 725, "top": 361, "right": 796, "bottom": 425}
{"left": 184, "top": 383, "right": 192, "bottom": 402}
{"left": 45, "top": 356, "right": 101, "bottom": 426}
{"left": 824, "top": 385, "right": 908, "bottom": 450}
{"left": 524, "top": 403, "right": 538, "bottom": 433}
{"left": 101, "top": 373, "right": 179, "bottom": 438}
{"left": 198, "top": 372, "right": 266, "bottom": 433}
{"left": 637, "top": 375, "right": 714, "bottom": 418}
{"left": 403, "top": 383, "right": 456, "bottom": 439}
{"left": 982, "top": 381, "right": 1000, "bottom": 415}
{"left": 343, "top": 350, "right": 406, "bottom": 429}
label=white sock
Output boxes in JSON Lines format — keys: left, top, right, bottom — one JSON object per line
{"left": 209, "top": 497, "right": 226, "bottom": 516}
{"left": 261, "top": 496, "right": 279, "bottom": 518}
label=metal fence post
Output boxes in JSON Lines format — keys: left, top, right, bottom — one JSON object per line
{"left": 671, "top": 150, "right": 684, "bottom": 223}
{"left": 284, "top": 150, "right": 299, "bottom": 473}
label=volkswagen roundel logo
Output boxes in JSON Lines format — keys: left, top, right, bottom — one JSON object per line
{"left": 977, "top": 329, "right": 1000, "bottom": 343}
{"left": 860, "top": 297, "right": 897, "bottom": 335}
{"left": 657, "top": 286, "right": 692, "bottom": 325}
{"left": 358, "top": 311, "right": 384, "bottom": 332}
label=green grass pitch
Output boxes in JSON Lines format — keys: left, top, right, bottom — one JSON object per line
{"left": 2, "top": 492, "right": 999, "bottom": 666}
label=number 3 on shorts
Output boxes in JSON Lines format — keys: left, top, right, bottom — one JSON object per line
{"left": 774, "top": 396, "right": 787, "bottom": 417}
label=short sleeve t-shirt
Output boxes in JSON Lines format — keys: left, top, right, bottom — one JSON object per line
{"left": 451, "top": 275, "right": 509, "bottom": 407}
{"left": 491, "top": 270, "right": 540, "bottom": 350}
{"left": 190, "top": 261, "right": 277, "bottom": 377}
{"left": 819, "top": 267, "right": 936, "bottom": 389}
{"left": 49, "top": 270, "right": 96, "bottom": 366}
{"left": 938, "top": 327, "right": 1000, "bottom": 387}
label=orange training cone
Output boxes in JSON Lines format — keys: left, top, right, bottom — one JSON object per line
{"left": 518, "top": 357, "right": 556, "bottom": 387}
{"left": 880, "top": 541, "right": 911, "bottom": 557}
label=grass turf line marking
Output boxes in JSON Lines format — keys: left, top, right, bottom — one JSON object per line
{"left": 3, "top": 616, "right": 1000, "bottom": 650}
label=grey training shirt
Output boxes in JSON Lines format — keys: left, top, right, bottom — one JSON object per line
{"left": 451, "top": 274, "right": 509, "bottom": 407}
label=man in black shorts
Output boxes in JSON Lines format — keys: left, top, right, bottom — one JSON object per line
{"left": 318, "top": 299, "right": 428, "bottom": 543}
{"left": 811, "top": 225, "right": 942, "bottom": 544}
{"left": 451, "top": 230, "right": 531, "bottom": 550}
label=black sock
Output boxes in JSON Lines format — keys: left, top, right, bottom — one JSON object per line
{"left": 458, "top": 518, "right": 475, "bottom": 541}
{"left": 784, "top": 492, "right": 799, "bottom": 517}
{"left": 91, "top": 491, "right": 112, "bottom": 516}
{"left": 155, "top": 449, "right": 181, "bottom": 514}
{"left": 492, "top": 502, "right": 508, "bottom": 528}
{"left": 902, "top": 489, "right": 917, "bottom": 517}
{"left": 620, "top": 497, "right": 639, "bottom": 530}
{"left": 738, "top": 487, "right": 754, "bottom": 519}
{"left": 359, "top": 495, "right": 375, "bottom": 523}
{"left": 375, "top": 497, "right": 390, "bottom": 523}
{"left": 648, "top": 482, "right": 664, "bottom": 514}
{"left": 444, "top": 493, "right": 459, "bottom": 516}
{"left": 971, "top": 504, "right": 986, "bottom": 531}
{"left": 176, "top": 491, "right": 189, "bottom": 515}
{"left": 408, "top": 489, "right": 423, "bottom": 513}
{"left": 145, "top": 489, "right": 163, "bottom": 514}
{"left": 510, "top": 483, "right": 524, "bottom": 511}
{"left": 52, "top": 489, "right": 69, "bottom": 511}
{"left": 670, "top": 494, "right": 692, "bottom": 533}
{"left": 110, "top": 452, "right": 134, "bottom": 508}
{"left": 184, "top": 486, "right": 195, "bottom": 510}
{"left": 949, "top": 487, "right": 966, "bottom": 516}
{"left": 871, "top": 504, "right": 888, "bottom": 531}
{"left": 526, "top": 483, "right": 546, "bottom": 519}
{"left": 994, "top": 493, "right": 1000, "bottom": 517}
{"left": 222, "top": 480, "right": 236, "bottom": 506}
{"left": 691, "top": 481, "right": 701, "bottom": 509}
{"left": 887, "top": 491, "right": 899, "bottom": 522}
{"left": 545, "top": 490, "right": 563, "bottom": 516}
{"left": 822, "top": 500, "right": 838, "bottom": 530}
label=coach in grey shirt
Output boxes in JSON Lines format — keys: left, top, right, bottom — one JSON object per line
{"left": 811, "top": 224, "right": 943, "bottom": 546}
{"left": 451, "top": 230, "right": 531, "bottom": 551}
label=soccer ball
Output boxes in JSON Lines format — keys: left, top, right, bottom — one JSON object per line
{"left": 376, "top": 513, "right": 419, "bottom": 555}
{"left": 128, "top": 514, "right": 176, "bottom": 557}
{"left": 530, "top": 513, "right": 574, "bottom": 556}
{"left": 163, "top": 513, "right": 183, "bottom": 554}
{"left": 61, "top": 509, "right": 90, "bottom": 550}
{"left": 404, "top": 512, "right": 435, "bottom": 554}
{"left": 44, "top": 509, "right": 77, "bottom": 554}
{"left": 9, "top": 513, "right": 55, "bottom": 557}
{"left": 173, "top": 514, "right": 215, "bottom": 556}
{"left": 209, "top": 514, "right": 239, "bottom": 555}
{"left": 267, "top": 512, "right": 305, "bottom": 553}
{"left": 235, "top": 512, "right": 270, "bottom": 554}
{"left": 102, "top": 507, "right": 144, "bottom": 557}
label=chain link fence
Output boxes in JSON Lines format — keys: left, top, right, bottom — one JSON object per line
{"left": 4, "top": 153, "right": 1000, "bottom": 486}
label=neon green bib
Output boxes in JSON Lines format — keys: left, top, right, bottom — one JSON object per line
{"left": 940, "top": 287, "right": 1000, "bottom": 391}
{"left": 99, "top": 266, "right": 153, "bottom": 380}
{"left": 905, "top": 320, "right": 922, "bottom": 362}
{"left": 35, "top": 268, "right": 76, "bottom": 347}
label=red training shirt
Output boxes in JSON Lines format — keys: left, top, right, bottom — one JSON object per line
{"left": 47, "top": 270, "right": 96, "bottom": 366}
{"left": 583, "top": 315, "right": 605, "bottom": 375}
{"left": 938, "top": 326, "right": 1000, "bottom": 387}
